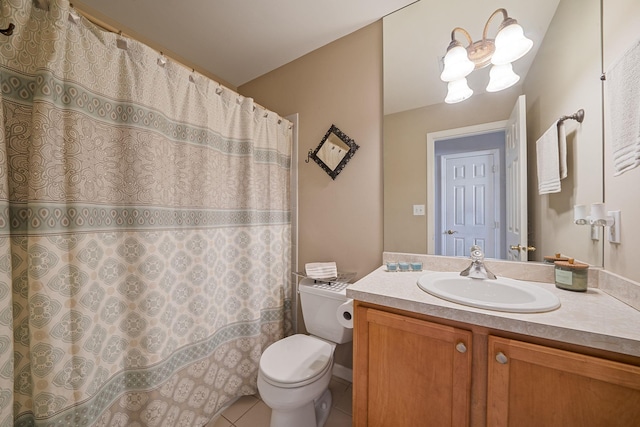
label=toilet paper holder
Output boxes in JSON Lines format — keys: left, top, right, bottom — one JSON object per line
{"left": 337, "top": 299, "right": 354, "bottom": 329}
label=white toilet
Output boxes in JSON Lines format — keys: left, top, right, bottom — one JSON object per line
{"left": 257, "top": 278, "right": 353, "bottom": 427}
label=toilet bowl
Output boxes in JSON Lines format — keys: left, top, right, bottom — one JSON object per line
{"left": 258, "top": 334, "right": 334, "bottom": 427}
{"left": 257, "top": 279, "right": 353, "bottom": 427}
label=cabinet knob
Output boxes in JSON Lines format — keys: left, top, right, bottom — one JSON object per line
{"left": 455, "top": 342, "right": 467, "bottom": 353}
{"left": 495, "top": 352, "right": 508, "bottom": 364}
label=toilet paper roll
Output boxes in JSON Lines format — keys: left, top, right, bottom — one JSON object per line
{"left": 337, "top": 299, "right": 354, "bottom": 329}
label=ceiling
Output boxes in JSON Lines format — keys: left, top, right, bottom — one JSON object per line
{"left": 72, "top": 0, "right": 560, "bottom": 114}
{"left": 384, "top": 0, "right": 561, "bottom": 114}
{"left": 73, "top": 0, "right": 417, "bottom": 88}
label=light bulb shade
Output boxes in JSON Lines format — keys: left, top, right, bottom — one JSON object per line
{"left": 491, "top": 22, "right": 533, "bottom": 65}
{"left": 574, "top": 204, "right": 588, "bottom": 225}
{"left": 445, "top": 78, "right": 473, "bottom": 104}
{"left": 440, "top": 45, "right": 474, "bottom": 82}
{"left": 486, "top": 63, "right": 520, "bottom": 92}
{"left": 589, "top": 203, "right": 612, "bottom": 226}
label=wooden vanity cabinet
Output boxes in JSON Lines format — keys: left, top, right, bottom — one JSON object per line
{"left": 353, "top": 304, "right": 473, "bottom": 427}
{"left": 487, "top": 336, "right": 640, "bottom": 427}
{"left": 353, "top": 301, "right": 640, "bottom": 427}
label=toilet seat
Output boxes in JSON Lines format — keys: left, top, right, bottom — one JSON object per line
{"left": 260, "top": 334, "right": 333, "bottom": 388}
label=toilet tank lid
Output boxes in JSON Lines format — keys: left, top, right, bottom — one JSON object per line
{"left": 261, "top": 334, "right": 333, "bottom": 385}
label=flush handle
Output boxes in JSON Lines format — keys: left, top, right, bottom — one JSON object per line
{"left": 455, "top": 342, "right": 467, "bottom": 353}
{"left": 495, "top": 352, "right": 508, "bottom": 364}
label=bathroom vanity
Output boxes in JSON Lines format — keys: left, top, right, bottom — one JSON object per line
{"left": 347, "top": 260, "right": 640, "bottom": 427}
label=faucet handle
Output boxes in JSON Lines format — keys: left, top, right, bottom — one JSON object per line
{"left": 470, "top": 245, "right": 484, "bottom": 261}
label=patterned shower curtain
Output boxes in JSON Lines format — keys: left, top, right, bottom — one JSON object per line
{"left": 0, "top": 0, "right": 292, "bottom": 425}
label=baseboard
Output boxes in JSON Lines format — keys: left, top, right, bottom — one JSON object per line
{"left": 332, "top": 363, "right": 353, "bottom": 383}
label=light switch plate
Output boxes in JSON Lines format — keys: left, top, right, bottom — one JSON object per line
{"left": 413, "top": 205, "right": 425, "bottom": 216}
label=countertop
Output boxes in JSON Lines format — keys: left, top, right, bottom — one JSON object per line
{"left": 346, "top": 266, "right": 640, "bottom": 358}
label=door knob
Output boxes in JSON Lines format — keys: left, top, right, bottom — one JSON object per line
{"left": 510, "top": 244, "right": 536, "bottom": 252}
{"left": 445, "top": 230, "right": 458, "bottom": 235}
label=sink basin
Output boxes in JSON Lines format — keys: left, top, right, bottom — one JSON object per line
{"left": 417, "top": 272, "right": 561, "bottom": 313}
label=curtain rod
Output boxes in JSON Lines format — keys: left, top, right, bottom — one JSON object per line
{"left": 68, "top": 3, "right": 290, "bottom": 126}
{"left": 69, "top": 3, "right": 234, "bottom": 88}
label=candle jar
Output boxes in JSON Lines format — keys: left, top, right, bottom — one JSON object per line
{"left": 410, "top": 262, "right": 423, "bottom": 271}
{"left": 554, "top": 258, "right": 589, "bottom": 292}
{"left": 544, "top": 253, "right": 569, "bottom": 264}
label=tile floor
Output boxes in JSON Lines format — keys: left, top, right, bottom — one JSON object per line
{"left": 207, "top": 376, "right": 352, "bottom": 427}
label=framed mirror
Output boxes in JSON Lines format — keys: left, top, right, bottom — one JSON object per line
{"left": 309, "top": 124, "right": 359, "bottom": 180}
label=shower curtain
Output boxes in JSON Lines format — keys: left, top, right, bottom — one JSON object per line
{"left": 0, "top": 0, "right": 292, "bottom": 425}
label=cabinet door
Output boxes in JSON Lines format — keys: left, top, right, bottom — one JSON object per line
{"left": 487, "top": 336, "right": 640, "bottom": 427}
{"left": 353, "top": 306, "right": 472, "bottom": 427}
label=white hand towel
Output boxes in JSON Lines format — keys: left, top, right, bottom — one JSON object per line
{"left": 305, "top": 262, "right": 337, "bottom": 279}
{"left": 536, "top": 121, "right": 562, "bottom": 195}
{"left": 558, "top": 122, "right": 567, "bottom": 180}
{"left": 605, "top": 39, "right": 640, "bottom": 176}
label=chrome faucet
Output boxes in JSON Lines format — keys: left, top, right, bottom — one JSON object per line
{"left": 460, "top": 245, "right": 496, "bottom": 280}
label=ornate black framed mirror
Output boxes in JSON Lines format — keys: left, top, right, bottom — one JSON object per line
{"left": 308, "top": 124, "right": 359, "bottom": 180}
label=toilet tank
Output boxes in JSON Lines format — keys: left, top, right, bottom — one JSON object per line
{"left": 299, "top": 278, "right": 353, "bottom": 344}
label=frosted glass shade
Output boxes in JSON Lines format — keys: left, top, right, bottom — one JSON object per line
{"left": 445, "top": 78, "right": 473, "bottom": 104}
{"left": 573, "top": 204, "right": 589, "bottom": 224}
{"left": 440, "top": 45, "right": 474, "bottom": 82}
{"left": 491, "top": 22, "right": 533, "bottom": 65}
{"left": 486, "top": 63, "right": 520, "bottom": 92}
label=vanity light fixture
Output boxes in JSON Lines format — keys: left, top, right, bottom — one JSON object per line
{"left": 440, "top": 8, "right": 533, "bottom": 104}
{"left": 574, "top": 204, "right": 621, "bottom": 244}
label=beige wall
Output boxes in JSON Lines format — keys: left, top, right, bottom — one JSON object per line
{"left": 240, "top": 22, "right": 383, "bottom": 280}
{"left": 383, "top": 87, "right": 521, "bottom": 254}
{"left": 602, "top": 0, "right": 640, "bottom": 282}
{"left": 523, "top": 0, "right": 603, "bottom": 265}
{"left": 239, "top": 23, "right": 384, "bottom": 368}
{"left": 240, "top": 21, "right": 383, "bottom": 279}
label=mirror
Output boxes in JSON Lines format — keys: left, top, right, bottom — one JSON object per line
{"left": 309, "top": 124, "right": 359, "bottom": 180}
{"left": 383, "top": 0, "right": 604, "bottom": 266}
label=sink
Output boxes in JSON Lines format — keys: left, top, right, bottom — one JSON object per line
{"left": 417, "top": 271, "right": 561, "bottom": 313}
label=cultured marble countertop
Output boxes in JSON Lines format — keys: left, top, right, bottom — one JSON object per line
{"left": 346, "top": 266, "right": 640, "bottom": 358}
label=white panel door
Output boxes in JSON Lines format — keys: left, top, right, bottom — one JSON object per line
{"left": 441, "top": 150, "right": 499, "bottom": 258}
{"left": 505, "top": 95, "right": 528, "bottom": 261}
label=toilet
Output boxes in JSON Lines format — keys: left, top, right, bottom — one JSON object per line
{"left": 257, "top": 278, "right": 353, "bottom": 427}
